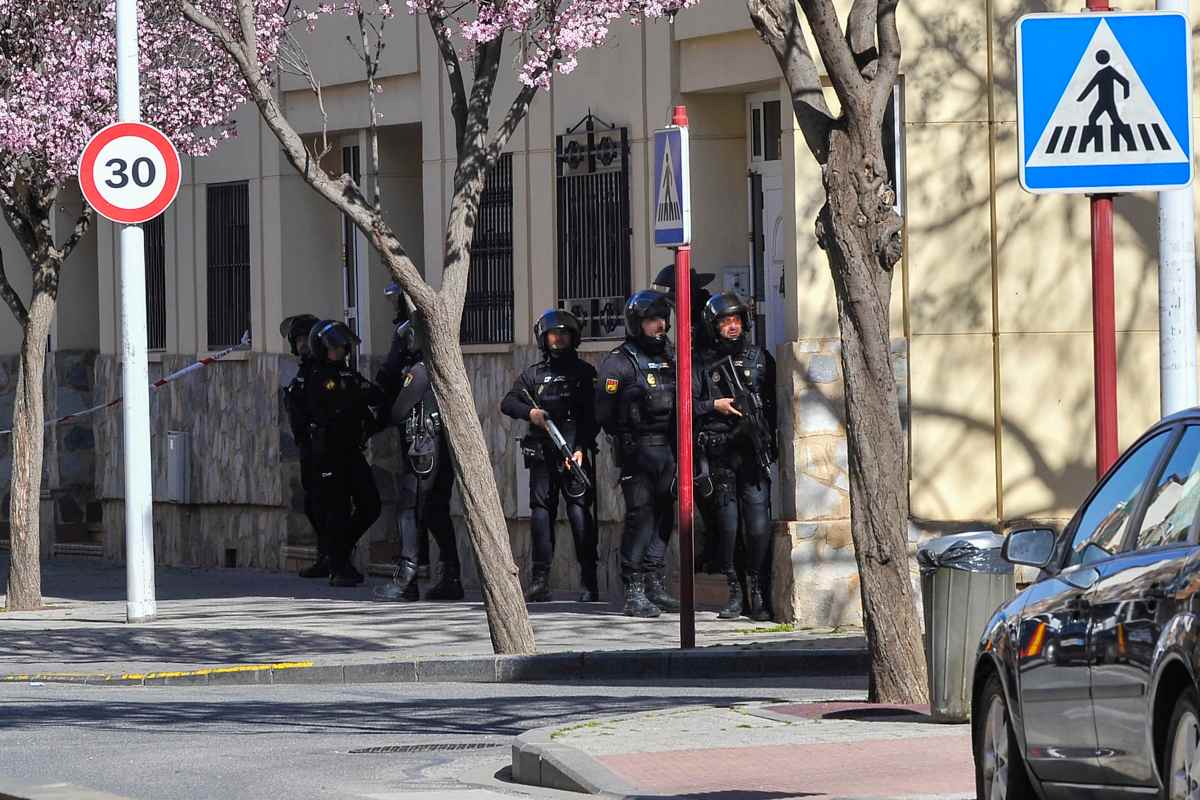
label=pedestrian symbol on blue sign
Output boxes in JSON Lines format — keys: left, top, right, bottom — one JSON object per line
{"left": 653, "top": 125, "right": 691, "bottom": 247}
{"left": 1017, "top": 11, "right": 1193, "bottom": 194}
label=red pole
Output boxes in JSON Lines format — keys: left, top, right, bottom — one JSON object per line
{"left": 1085, "top": 0, "right": 1118, "bottom": 477}
{"left": 1092, "top": 195, "right": 1119, "bottom": 476}
{"left": 673, "top": 104, "right": 696, "bottom": 651}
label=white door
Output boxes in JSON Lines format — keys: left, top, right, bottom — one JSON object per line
{"left": 762, "top": 174, "right": 787, "bottom": 353}
{"left": 747, "top": 92, "right": 789, "bottom": 355}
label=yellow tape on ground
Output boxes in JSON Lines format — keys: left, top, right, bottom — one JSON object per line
{"left": 1, "top": 661, "right": 314, "bottom": 683}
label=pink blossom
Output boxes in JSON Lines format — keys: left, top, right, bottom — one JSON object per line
{"left": 0, "top": 0, "right": 287, "bottom": 190}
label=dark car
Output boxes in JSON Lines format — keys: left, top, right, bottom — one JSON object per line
{"left": 972, "top": 410, "right": 1200, "bottom": 800}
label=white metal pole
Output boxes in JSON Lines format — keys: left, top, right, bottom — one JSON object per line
{"left": 1158, "top": 0, "right": 1198, "bottom": 417}
{"left": 116, "top": 0, "right": 157, "bottom": 623}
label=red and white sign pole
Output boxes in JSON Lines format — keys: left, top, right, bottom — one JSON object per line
{"left": 79, "top": 0, "right": 182, "bottom": 623}
{"left": 1086, "top": 0, "right": 1120, "bottom": 478}
{"left": 672, "top": 105, "right": 696, "bottom": 651}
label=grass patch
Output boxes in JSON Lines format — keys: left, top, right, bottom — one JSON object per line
{"left": 734, "top": 623, "right": 796, "bottom": 635}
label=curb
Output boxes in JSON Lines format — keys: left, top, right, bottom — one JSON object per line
{"left": 0, "top": 645, "right": 868, "bottom": 688}
{"left": 512, "top": 723, "right": 640, "bottom": 796}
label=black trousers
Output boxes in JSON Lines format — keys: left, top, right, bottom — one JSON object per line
{"left": 708, "top": 445, "right": 772, "bottom": 579}
{"left": 299, "top": 451, "right": 328, "bottom": 559}
{"left": 397, "top": 444, "right": 459, "bottom": 575}
{"left": 313, "top": 449, "right": 381, "bottom": 570}
{"left": 528, "top": 445, "right": 597, "bottom": 572}
{"left": 618, "top": 442, "right": 676, "bottom": 579}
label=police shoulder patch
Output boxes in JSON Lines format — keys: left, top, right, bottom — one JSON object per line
{"left": 324, "top": 379, "right": 337, "bottom": 391}
{"left": 605, "top": 378, "right": 619, "bottom": 394}
{"left": 403, "top": 373, "right": 413, "bottom": 388}
{"left": 646, "top": 373, "right": 657, "bottom": 386}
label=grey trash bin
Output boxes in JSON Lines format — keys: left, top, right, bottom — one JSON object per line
{"left": 918, "top": 531, "right": 1015, "bottom": 723}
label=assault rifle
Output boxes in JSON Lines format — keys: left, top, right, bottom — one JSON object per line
{"left": 522, "top": 389, "right": 592, "bottom": 495}
{"left": 719, "top": 356, "right": 776, "bottom": 476}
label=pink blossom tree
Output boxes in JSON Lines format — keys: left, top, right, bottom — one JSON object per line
{"left": 0, "top": 0, "right": 284, "bottom": 610}
{"left": 179, "top": 0, "right": 697, "bottom": 654}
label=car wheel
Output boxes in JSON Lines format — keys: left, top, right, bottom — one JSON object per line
{"left": 975, "top": 672, "right": 1036, "bottom": 800}
{"left": 1163, "top": 686, "right": 1200, "bottom": 800}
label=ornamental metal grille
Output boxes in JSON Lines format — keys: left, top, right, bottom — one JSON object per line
{"left": 206, "top": 181, "right": 251, "bottom": 349}
{"left": 556, "top": 113, "right": 631, "bottom": 340}
{"left": 143, "top": 213, "right": 166, "bottom": 351}
{"left": 462, "top": 153, "right": 514, "bottom": 345}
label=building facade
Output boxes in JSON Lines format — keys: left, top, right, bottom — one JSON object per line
{"left": 0, "top": 0, "right": 1192, "bottom": 624}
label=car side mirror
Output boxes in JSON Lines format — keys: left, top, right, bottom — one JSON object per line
{"left": 1003, "top": 527, "right": 1057, "bottom": 568}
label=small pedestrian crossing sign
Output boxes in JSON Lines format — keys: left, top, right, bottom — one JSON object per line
{"left": 653, "top": 125, "right": 691, "bottom": 247}
{"left": 1017, "top": 11, "right": 1193, "bottom": 194}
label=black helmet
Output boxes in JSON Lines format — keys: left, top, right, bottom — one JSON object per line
{"left": 534, "top": 309, "right": 581, "bottom": 357}
{"left": 703, "top": 291, "right": 751, "bottom": 354}
{"left": 308, "top": 319, "right": 361, "bottom": 363}
{"left": 625, "top": 290, "right": 673, "bottom": 354}
{"left": 280, "top": 314, "right": 319, "bottom": 357}
{"left": 651, "top": 265, "right": 715, "bottom": 294}
{"left": 393, "top": 318, "right": 424, "bottom": 361}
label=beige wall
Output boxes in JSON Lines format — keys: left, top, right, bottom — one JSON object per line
{"left": 55, "top": 1, "right": 1200, "bottom": 538}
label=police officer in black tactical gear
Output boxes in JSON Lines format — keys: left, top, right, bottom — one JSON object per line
{"left": 373, "top": 306, "right": 464, "bottom": 602}
{"left": 281, "top": 313, "right": 331, "bottom": 579}
{"left": 293, "top": 320, "right": 385, "bottom": 586}
{"left": 595, "top": 290, "right": 682, "bottom": 618}
{"left": 651, "top": 264, "right": 715, "bottom": 348}
{"left": 694, "top": 291, "right": 777, "bottom": 621}
{"left": 501, "top": 309, "right": 600, "bottom": 603}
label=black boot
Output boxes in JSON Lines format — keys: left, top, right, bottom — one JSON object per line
{"left": 717, "top": 573, "right": 743, "bottom": 620}
{"left": 299, "top": 555, "right": 332, "bottom": 579}
{"left": 644, "top": 571, "right": 681, "bottom": 613}
{"left": 374, "top": 558, "right": 419, "bottom": 601}
{"left": 622, "top": 574, "right": 661, "bottom": 618}
{"left": 426, "top": 564, "right": 465, "bottom": 601}
{"left": 579, "top": 563, "right": 601, "bottom": 603}
{"left": 329, "top": 563, "right": 361, "bottom": 587}
{"left": 526, "top": 566, "right": 552, "bottom": 603}
{"left": 346, "top": 561, "right": 365, "bottom": 586}
{"left": 747, "top": 573, "right": 771, "bottom": 622}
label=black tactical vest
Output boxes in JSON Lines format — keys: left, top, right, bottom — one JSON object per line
{"left": 620, "top": 343, "right": 676, "bottom": 434}
{"left": 703, "top": 346, "right": 768, "bottom": 434}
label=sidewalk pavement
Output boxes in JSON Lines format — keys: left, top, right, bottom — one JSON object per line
{"left": 512, "top": 701, "right": 975, "bottom": 800}
{"left": 0, "top": 556, "right": 866, "bottom": 684}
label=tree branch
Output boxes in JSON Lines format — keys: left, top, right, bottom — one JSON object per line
{"left": 0, "top": 248, "right": 29, "bottom": 328}
{"left": 56, "top": 206, "right": 94, "bottom": 264}
{"left": 746, "top": 0, "right": 836, "bottom": 163}
{"left": 485, "top": 79, "right": 539, "bottom": 164}
{"left": 459, "top": 36, "right": 503, "bottom": 169}
{"left": 799, "top": 0, "right": 869, "bottom": 121}
{"left": 845, "top": 0, "right": 878, "bottom": 76}
{"left": 872, "top": 0, "right": 901, "bottom": 117}
{"left": 428, "top": 10, "right": 469, "bottom": 155}
{"left": 181, "top": 0, "right": 437, "bottom": 311}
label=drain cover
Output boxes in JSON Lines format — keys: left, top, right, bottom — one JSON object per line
{"left": 348, "top": 742, "right": 506, "bottom": 754}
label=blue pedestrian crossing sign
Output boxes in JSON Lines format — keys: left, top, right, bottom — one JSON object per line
{"left": 653, "top": 125, "right": 691, "bottom": 247}
{"left": 1016, "top": 11, "right": 1193, "bottom": 194}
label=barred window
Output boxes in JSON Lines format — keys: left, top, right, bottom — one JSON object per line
{"left": 556, "top": 114, "right": 631, "bottom": 340}
{"left": 461, "top": 153, "right": 514, "bottom": 345}
{"left": 143, "top": 213, "right": 166, "bottom": 351}
{"left": 206, "top": 182, "right": 251, "bottom": 349}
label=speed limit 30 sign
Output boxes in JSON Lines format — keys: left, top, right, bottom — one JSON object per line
{"left": 79, "top": 122, "right": 182, "bottom": 225}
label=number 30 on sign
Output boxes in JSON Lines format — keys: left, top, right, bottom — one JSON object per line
{"left": 78, "top": 122, "right": 182, "bottom": 225}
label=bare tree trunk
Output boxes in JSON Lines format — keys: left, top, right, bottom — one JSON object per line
{"left": 820, "top": 125, "right": 925, "bottom": 704}
{"left": 6, "top": 290, "right": 55, "bottom": 611}
{"left": 422, "top": 293, "right": 535, "bottom": 654}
